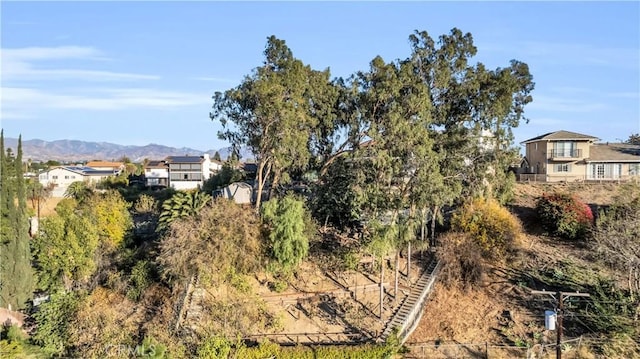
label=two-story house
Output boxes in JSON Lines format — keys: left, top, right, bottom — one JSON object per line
{"left": 520, "top": 130, "right": 640, "bottom": 182}
{"left": 143, "top": 160, "right": 169, "bottom": 188}
{"left": 165, "top": 154, "right": 212, "bottom": 190}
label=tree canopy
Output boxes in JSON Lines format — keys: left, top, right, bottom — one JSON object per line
{"left": 0, "top": 133, "right": 34, "bottom": 309}
{"left": 212, "top": 30, "right": 534, "bottom": 237}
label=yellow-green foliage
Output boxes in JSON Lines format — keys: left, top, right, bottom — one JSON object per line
{"left": 134, "top": 194, "right": 157, "bottom": 214}
{"left": 197, "top": 338, "right": 401, "bottom": 359}
{"left": 451, "top": 198, "right": 522, "bottom": 259}
{"left": 34, "top": 199, "right": 100, "bottom": 291}
{"left": 83, "top": 190, "right": 132, "bottom": 247}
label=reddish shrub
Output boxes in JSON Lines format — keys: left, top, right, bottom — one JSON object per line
{"left": 536, "top": 192, "right": 593, "bottom": 240}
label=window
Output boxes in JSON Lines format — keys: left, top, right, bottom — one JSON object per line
{"left": 52, "top": 175, "right": 58, "bottom": 179}
{"left": 589, "top": 163, "right": 622, "bottom": 179}
{"left": 630, "top": 164, "right": 640, "bottom": 176}
{"left": 170, "top": 172, "right": 202, "bottom": 181}
{"left": 555, "top": 164, "right": 571, "bottom": 173}
{"left": 553, "top": 141, "right": 576, "bottom": 157}
{"left": 65, "top": 175, "right": 69, "bottom": 179}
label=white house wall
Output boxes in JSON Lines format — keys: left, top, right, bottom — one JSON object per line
{"left": 145, "top": 168, "right": 168, "bottom": 178}
{"left": 38, "top": 167, "right": 83, "bottom": 189}
{"left": 170, "top": 181, "right": 201, "bottom": 191}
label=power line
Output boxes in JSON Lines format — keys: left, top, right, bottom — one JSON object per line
{"left": 531, "top": 290, "right": 591, "bottom": 359}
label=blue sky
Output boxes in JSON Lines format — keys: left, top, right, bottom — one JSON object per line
{"left": 2, "top": 1, "right": 639, "bottom": 152}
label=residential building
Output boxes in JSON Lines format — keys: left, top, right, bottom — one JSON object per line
{"left": 165, "top": 154, "right": 212, "bottom": 190}
{"left": 143, "top": 160, "right": 169, "bottom": 188}
{"left": 38, "top": 166, "right": 119, "bottom": 197}
{"left": 85, "top": 161, "right": 125, "bottom": 173}
{"left": 210, "top": 159, "right": 223, "bottom": 173}
{"left": 520, "top": 130, "right": 640, "bottom": 182}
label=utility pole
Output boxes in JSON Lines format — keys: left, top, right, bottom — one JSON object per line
{"left": 531, "top": 290, "right": 590, "bottom": 359}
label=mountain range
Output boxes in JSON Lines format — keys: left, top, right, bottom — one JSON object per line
{"left": 3, "top": 138, "right": 254, "bottom": 163}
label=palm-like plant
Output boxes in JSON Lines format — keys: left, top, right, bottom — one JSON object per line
{"left": 157, "top": 191, "right": 212, "bottom": 231}
{"left": 64, "top": 181, "right": 93, "bottom": 203}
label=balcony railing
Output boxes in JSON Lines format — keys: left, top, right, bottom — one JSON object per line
{"left": 549, "top": 149, "right": 582, "bottom": 159}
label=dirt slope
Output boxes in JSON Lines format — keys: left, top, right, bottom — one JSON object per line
{"left": 407, "top": 182, "right": 632, "bottom": 354}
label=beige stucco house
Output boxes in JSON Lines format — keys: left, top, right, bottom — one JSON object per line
{"left": 520, "top": 130, "right": 640, "bottom": 182}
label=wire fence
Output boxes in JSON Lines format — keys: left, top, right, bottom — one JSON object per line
{"left": 405, "top": 337, "right": 596, "bottom": 359}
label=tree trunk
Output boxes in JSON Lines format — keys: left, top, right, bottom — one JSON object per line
{"left": 379, "top": 258, "right": 384, "bottom": 319}
{"left": 354, "top": 266, "right": 357, "bottom": 302}
{"left": 430, "top": 205, "right": 439, "bottom": 247}
{"left": 394, "top": 251, "right": 399, "bottom": 302}
{"left": 254, "top": 160, "right": 271, "bottom": 211}
{"left": 420, "top": 207, "right": 427, "bottom": 242}
{"left": 407, "top": 241, "right": 412, "bottom": 283}
{"left": 269, "top": 169, "right": 281, "bottom": 200}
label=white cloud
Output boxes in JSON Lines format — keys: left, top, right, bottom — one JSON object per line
{"left": 488, "top": 41, "right": 639, "bottom": 70}
{"left": 606, "top": 91, "right": 640, "bottom": 99}
{"left": 523, "top": 42, "right": 639, "bottom": 69}
{"left": 2, "top": 87, "right": 210, "bottom": 113}
{"left": 2, "top": 46, "right": 104, "bottom": 60}
{"left": 528, "top": 95, "right": 607, "bottom": 113}
{"left": 1, "top": 45, "right": 158, "bottom": 81}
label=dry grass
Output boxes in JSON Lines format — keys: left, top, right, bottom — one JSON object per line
{"left": 28, "top": 197, "right": 63, "bottom": 217}
{"left": 408, "top": 182, "right": 633, "bottom": 352}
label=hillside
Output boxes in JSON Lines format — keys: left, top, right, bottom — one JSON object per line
{"left": 3, "top": 137, "right": 254, "bottom": 162}
{"left": 406, "top": 182, "right": 639, "bottom": 358}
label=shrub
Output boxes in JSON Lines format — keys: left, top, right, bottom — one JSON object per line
{"left": 450, "top": 197, "right": 523, "bottom": 260}
{"left": 134, "top": 194, "right": 157, "bottom": 214}
{"left": 126, "top": 260, "right": 157, "bottom": 302}
{"left": 262, "top": 195, "right": 311, "bottom": 275}
{"left": 536, "top": 192, "right": 593, "bottom": 240}
{"left": 198, "top": 336, "right": 232, "bottom": 359}
{"left": 32, "top": 291, "right": 83, "bottom": 357}
{"left": 436, "top": 232, "right": 484, "bottom": 288}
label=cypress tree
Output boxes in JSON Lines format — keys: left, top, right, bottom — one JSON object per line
{"left": 0, "top": 129, "right": 14, "bottom": 308}
{"left": 0, "top": 132, "right": 34, "bottom": 309}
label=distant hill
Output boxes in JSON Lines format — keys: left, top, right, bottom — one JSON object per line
{"left": 3, "top": 138, "right": 254, "bottom": 163}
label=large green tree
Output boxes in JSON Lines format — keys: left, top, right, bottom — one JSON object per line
{"left": 32, "top": 199, "right": 99, "bottom": 291}
{"left": 211, "top": 36, "right": 334, "bottom": 210}
{"left": 407, "top": 29, "right": 534, "bottom": 240}
{"left": 0, "top": 133, "right": 34, "bottom": 309}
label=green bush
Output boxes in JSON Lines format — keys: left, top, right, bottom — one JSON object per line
{"left": 536, "top": 192, "right": 593, "bottom": 240}
{"left": 31, "top": 291, "right": 83, "bottom": 357}
{"left": 126, "top": 260, "right": 157, "bottom": 301}
{"left": 262, "top": 195, "right": 311, "bottom": 275}
{"left": 198, "top": 336, "right": 232, "bottom": 359}
{"left": 451, "top": 197, "right": 522, "bottom": 260}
